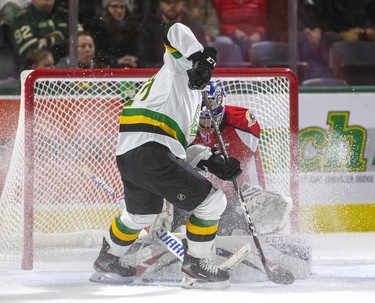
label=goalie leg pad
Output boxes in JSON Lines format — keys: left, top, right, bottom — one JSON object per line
{"left": 149, "top": 200, "right": 174, "bottom": 233}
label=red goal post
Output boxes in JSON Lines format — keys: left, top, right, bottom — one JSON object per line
{"left": 0, "top": 68, "right": 299, "bottom": 270}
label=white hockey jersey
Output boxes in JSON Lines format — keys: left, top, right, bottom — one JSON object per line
{"left": 116, "top": 23, "right": 204, "bottom": 160}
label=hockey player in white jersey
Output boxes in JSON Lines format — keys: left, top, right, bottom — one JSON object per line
{"left": 90, "top": 22, "right": 242, "bottom": 289}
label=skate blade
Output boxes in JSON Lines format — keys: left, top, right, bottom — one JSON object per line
{"left": 89, "top": 271, "right": 135, "bottom": 284}
{"left": 180, "top": 277, "right": 230, "bottom": 290}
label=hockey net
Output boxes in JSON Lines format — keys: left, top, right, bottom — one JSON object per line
{"left": 0, "top": 68, "right": 299, "bottom": 269}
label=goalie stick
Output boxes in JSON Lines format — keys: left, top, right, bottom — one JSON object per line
{"left": 201, "top": 90, "right": 295, "bottom": 285}
{"left": 82, "top": 166, "right": 250, "bottom": 276}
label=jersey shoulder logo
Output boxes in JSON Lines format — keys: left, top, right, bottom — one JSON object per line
{"left": 189, "top": 104, "right": 200, "bottom": 136}
{"left": 245, "top": 110, "right": 257, "bottom": 127}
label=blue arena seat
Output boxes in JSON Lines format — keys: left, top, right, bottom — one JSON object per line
{"left": 249, "top": 41, "right": 289, "bottom": 67}
{"left": 210, "top": 36, "right": 251, "bottom": 68}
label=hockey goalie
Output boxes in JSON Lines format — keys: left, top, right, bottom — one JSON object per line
{"left": 119, "top": 81, "right": 312, "bottom": 285}
{"left": 171, "top": 80, "right": 293, "bottom": 236}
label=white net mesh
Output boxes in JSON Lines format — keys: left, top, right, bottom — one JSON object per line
{"left": 0, "top": 68, "right": 298, "bottom": 268}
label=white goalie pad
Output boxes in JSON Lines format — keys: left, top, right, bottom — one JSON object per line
{"left": 241, "top": 183, "right": 293, "bottom": 235}
{"left": 149, "top": 200, "right": 174, "bottom": 233}
{"left": 118, "top": 232, "right": 312, "bottom": 284}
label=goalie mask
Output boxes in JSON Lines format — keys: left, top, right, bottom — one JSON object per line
{"left": 199, "top": 81, "right": 226, "bottom": 144}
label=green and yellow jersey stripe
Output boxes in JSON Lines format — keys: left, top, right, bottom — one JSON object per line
{"left": 164, "top": 43, "right": 183, "bottom": 59}
{"left": 119, "top": 108, "right": 189, "bottom": 149}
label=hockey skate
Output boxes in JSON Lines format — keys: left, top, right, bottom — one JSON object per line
{"left": 89, "top": 237, "right": 136, "bottom": 284}
{"left": 180, "top": 239, "right": 230, "bottom": 289}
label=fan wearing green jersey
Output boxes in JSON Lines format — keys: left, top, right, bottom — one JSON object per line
{"left": 10, "top": 0, "right": 82, "bottom": 63}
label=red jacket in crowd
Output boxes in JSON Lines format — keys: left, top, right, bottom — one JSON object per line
{"left": 213, "top": 0, "right": 267, "bottom": 39}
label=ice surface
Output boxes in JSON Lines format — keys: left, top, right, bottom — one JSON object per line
{"left": 0, "top": 232, "right": 374, "bottom": 303}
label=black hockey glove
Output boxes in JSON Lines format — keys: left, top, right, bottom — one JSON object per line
{"left": 187, "top": 47, "right": 217, "bottom": 90}
{"left": 197, "top": 148, "right": 242, "bottom": 181}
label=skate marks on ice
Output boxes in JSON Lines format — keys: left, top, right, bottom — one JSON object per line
{"left": 0, "top": 233, "right": 374, "bottom": 303}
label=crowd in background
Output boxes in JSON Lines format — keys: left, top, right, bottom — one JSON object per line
{"left": 1, "top": 0, "right": 375, "bottom": 88}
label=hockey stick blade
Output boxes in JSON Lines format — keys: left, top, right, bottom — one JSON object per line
{"left": 252, "top": 236, "right": 294, "bottom": 284}
{"left": 217, "top": 242, "right": 250, "bottom": 271}
{"left": 252, "top": 230, "right": 294, "bottom": 285}
{"left": 216, "top": 245, "right": 293, "bottom": 284}
{"left": 216, "top": 246, "right": 262, "bottom": 272}
{"left": 265, "top": 266, "right": 294, "bottom": 285}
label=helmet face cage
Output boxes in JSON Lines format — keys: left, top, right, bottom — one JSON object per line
{"left": 199, "top": 81, "right": 226, "bottom": 132}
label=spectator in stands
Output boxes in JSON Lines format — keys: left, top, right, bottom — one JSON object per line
{"left": 137, "top": 0, "right": 206, "bottom": 68}
{"left": 213, "top": 0, "right": 267, "bottom": 60}
{"left": 367, "top": 0, "right": 375, "bottom": 26}
{"left": 0, "top": 1, "right": 26, "bottom": 82}
{"left": 297, "top": 0, "right": 341, "bottom": 79}
{"left": 266, "top": 0, "right": 288, "bottom": 42}
{"left": 313, "top": 0, "right": 375, "bottom": 42}
{"left": 129, "top": 0, "right": 159, "bottom": 23}
{"left": 55, "top": 31, "right": 108, "bottom": 68}
{"left": 9, "top": 0, "right": 83, "bottom": 65}
{"left": 185, "top": 0, "right": 219, "bottom": 43}
{"left": 24, "top": 48, "right": 54, "bottom": 69}
{"left": 56, "top": 0, "right": 104, "bottom": 39}
{"left": 89, "top": 0, "right": 139, "bottom": 68}
{"left": 0, "top": 1, "right": 25, "bottom": 25}
{"left": 0, "top": 0, "right": 25, "bottom": 50}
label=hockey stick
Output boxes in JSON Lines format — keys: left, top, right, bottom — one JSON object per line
{"left": 216, "top": 247, "right": 263, "bottom": 272}
{"left": 82, "top": 166, "right": 117, "bottom": 199}
{"left": 201, "top": 90, "right": 294, "bottom": 285}
{"left": 81, "top": 166, "right": 250, "bottom": 271}
{"left": 155, "top": 228, "right": 250, "bottom": 270}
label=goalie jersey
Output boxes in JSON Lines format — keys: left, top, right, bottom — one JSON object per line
{"left": 193, "top": 105, "right": 261, "bottom": 188}
{"left": 116, "top": 23, "right": 204, "bottom": 159}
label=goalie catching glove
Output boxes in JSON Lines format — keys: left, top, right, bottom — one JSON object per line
{"left": 187, "top": 47, "right": 217, "bottom": 90}
{"left": 241, "top": 184, "right": 293, "bottom": 235}
{"left": 197, "top": 147, "right": 242, "bottom": 181}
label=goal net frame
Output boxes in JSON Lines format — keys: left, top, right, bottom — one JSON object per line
{"left": 0, "top": 67, "right": 299, "bottom": 270}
